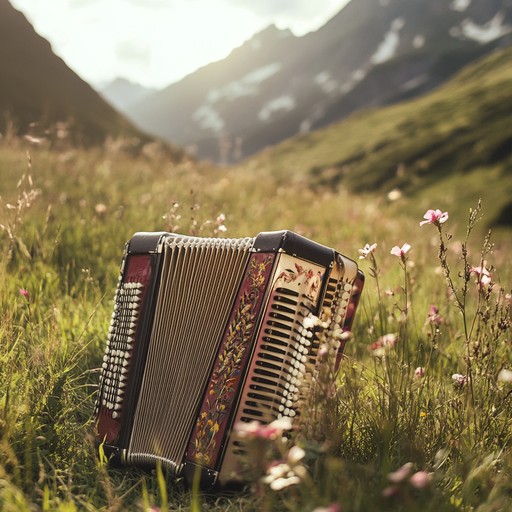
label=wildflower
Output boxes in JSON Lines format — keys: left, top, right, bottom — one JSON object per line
{"left": 267, "top": 473, "right": 301, "bottom": 491}
{"left": 95, "top": 203, "right": 107, "bottom": 215}
{"left": 497, "top": 368, "right": 512, "bottom": 383}
{"left": 470, "top": 262, "right": 492, "bottom": 287}
{"left": 358, "top": 242, "right": 377, "bottom": 260}
{"left": 263, "top": 444, "right": 308, "bottom": 491}
{"left": 414, "top": 367, "right": 425, "bottom": 379}
{"left": 452, "top": 373, "right": 469, "bottom": 388}
{"left": 234, "top": 416, "right": 292, "bottom": 440}
{"left": 387, "top": 189, "right": 402, "bottom": 201}
{"left": 371, "top": 333, "right": 398, "bottom": 356}
{"left": 419, "top": 209, "right": 449, "bottom": 226}
{"left": 19, "top": 288, "right": 29, "bottom": 299}
{"left": 409, "top": 471, "right": 432, "bottom": 489}
{"left": 287, "top": 445, "right": 306, "bottom": 464}
{"left": 313, "top": 505, "right": 341, "bottom": 512}
{"left": 388, "top": 462, "right": 414, "bottom": 484}
{"left": 390, "top": 243, "right": 411, "bottom": 260}
{"left": 317, "top": 344, "right": 329, "bottom": 359}
{"left": 427, "top": 304, "right": 444, "bottom": 325}
{"left": 215, "top": 213, "right": 227, "bottom": 233}
{"left": 382, "top": 485, "right": 400, "bottom": 498}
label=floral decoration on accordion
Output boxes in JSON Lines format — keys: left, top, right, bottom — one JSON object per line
{"left": 189, "top": 253, "right": 274, "bottom": 467}
{"left": 277, "top": 263, "right": 323, "bottom": 303}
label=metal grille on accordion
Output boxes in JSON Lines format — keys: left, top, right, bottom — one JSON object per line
{"left": 94, "top": 230, "right": 364, "bottom": 488}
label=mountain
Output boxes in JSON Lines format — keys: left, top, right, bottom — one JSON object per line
{"left": 242, "top": 46, "right": 512, "bottom": 231}
{"left": 99, "top": 78, "right": 158, "bottom": 112}
{"left": 124, "top": 0, "right": 512, "bottom": 164}
{"left": 0, "top": 0, "right": 149, "bottom": 146}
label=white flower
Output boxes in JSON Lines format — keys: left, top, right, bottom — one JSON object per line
{"left": 358, "top": 243, "right": 377, "bottom": 259}
{"left": 498, "top": 368, "right": 512, "bottom": 383}
{"left": 287, "top": 446, "right": 306, "bottom": 464}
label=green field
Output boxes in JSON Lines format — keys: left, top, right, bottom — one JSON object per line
{"left": 0, "top": 136, "right": 510, "bottom": 511}
{"left": 1, "top": 48, "right": 511, "bottom": 511}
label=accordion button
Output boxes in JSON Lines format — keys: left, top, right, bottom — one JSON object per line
{"left": 112, "top": 412, "right": 119, "bottom": 419}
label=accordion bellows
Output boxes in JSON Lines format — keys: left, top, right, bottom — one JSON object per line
{"left": 94, "top": 231, "right": 363, "bottom": 488}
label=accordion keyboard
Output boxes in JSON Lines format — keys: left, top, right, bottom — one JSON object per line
{"left": 98, "top": 282, "right": 142, "bottom": 419}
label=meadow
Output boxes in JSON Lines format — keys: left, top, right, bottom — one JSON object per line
{"left": 0, "top": 133, "right": 510, "bottom": 511}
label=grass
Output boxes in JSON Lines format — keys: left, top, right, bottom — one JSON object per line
{"left": 0, "top": 132, "right": 510, "bottom": 511}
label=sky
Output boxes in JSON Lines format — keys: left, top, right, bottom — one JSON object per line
{"left": 10, "top": 0, "right": 352, "bottom": 90}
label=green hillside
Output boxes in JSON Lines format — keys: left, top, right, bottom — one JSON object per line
{"left": 244, "top": 46, "right": 512, "bottom": 232}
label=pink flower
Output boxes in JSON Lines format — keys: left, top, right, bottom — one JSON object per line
{"left": 313, "top": 505, "right": 341, "bottom": 512}
{"left": 371, "top": 333, "right": 398, "bottom": 356}
{"left": 358, "top": 243, "right": 377, "bottom": 260}
{"left": 419, "top": 209, "right": 449, "bottom": 226}
{"left": 427, "top": 304, "right": 444, "bottom": 325}
{"left": 390, "top": 243, "right": 411, "bottom": 259}
{"left": 234, "top": 417, "right": 292, "bottom": 440}
{"left": 470, "top": 262, "right": 491, "bottom": 287}
{"left": 452, "top": 373, "right": 469, "bottom": 388}
{"left": 19, "top": 288, "right": 29, "bottom": 300}
{"left": 414, "top": 367, "right": 425, "bottom": 379}
{"left": 409, "top": 471, "right": 432, "bottom": 489}
{"left": 388, "top": 462, "right": 414, "bottom": 484}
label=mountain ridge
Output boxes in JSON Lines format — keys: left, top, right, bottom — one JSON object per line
{"left": 240, "top": 45, "right": 512, "bottom": 230}
{"left": 121, "top": 0, "right": 512, "bottom": 164}
{"left": 0, "top": 0, "right": 151, "bottom": 148}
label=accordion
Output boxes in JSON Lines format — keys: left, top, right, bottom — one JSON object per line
{"left": 94, "top": 231, "right": 363, "bottom": 488}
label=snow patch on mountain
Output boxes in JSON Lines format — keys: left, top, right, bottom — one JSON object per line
{"left": 315, "top": 72, "right": 339, "bottom": 94}
{"left": 449, "top": 11, "right": 512, "bottom": 42}
{"left": 193, "top": 105, "right": 225, "bottom": 132}
{"left": 459, "top": 11, "right": 512, "bottom": 43}
{"left": 451, "top": 0, "right": 471, "bottom": 12}
{"left": 300, "top": 104, "right": 327, "bottom": 133}
{"left": 371, "top": 18, "right": 405, "bottom": 64}
{"left": 207, "top": 62, "right": 282, "bottom": 103}
{"left": 339, "top": 68, "right": 367, "bottom": 96}
{"left": 259, "top": 95, "right": 296, "bottom": 122}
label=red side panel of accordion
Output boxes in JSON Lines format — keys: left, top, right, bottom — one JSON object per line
{"left": 95, "top": 254, "right": 154, "bottom": 444}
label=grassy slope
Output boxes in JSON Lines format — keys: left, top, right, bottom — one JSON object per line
{"left": 0, "top": 130, "right": 511, "bottom": 510}
{"left": 242, "top": 47, "right": 512, "bottom": 237}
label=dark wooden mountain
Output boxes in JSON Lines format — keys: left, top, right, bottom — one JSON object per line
{"left": 123, "top": 0, "right": 512, "bottom": 164}
{"left": 0, "top": 0, "right": 147, "bottom": 145}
